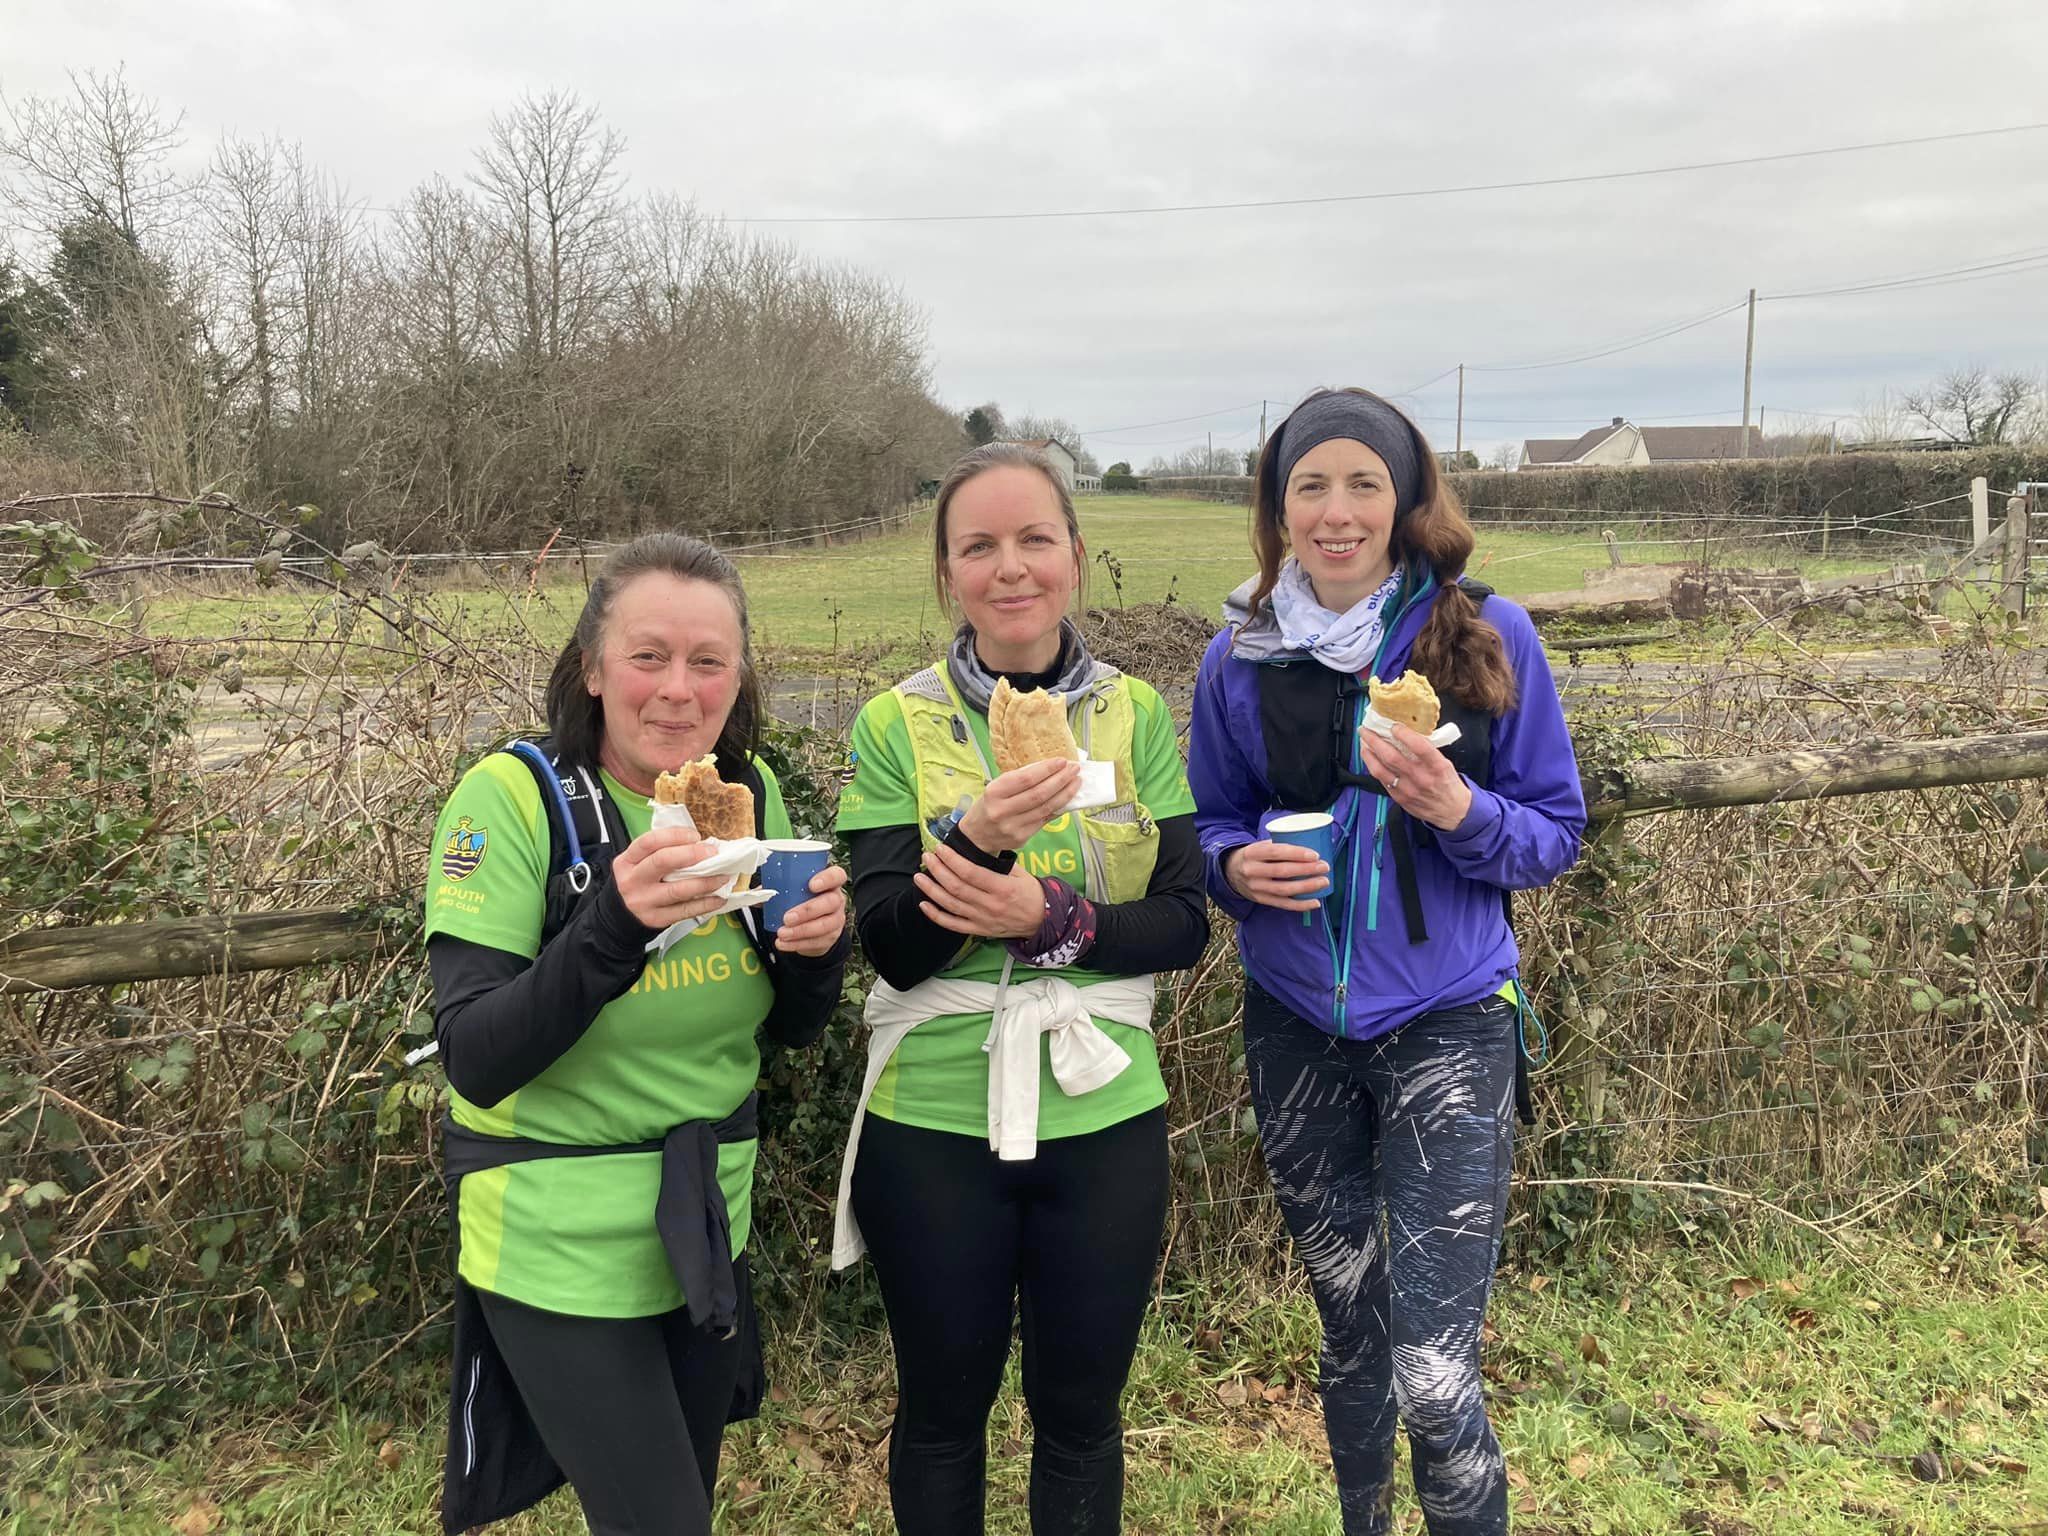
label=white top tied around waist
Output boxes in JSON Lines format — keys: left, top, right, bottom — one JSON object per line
{"left": 831, "top": 970, "right": 1156, "bottom": 1269}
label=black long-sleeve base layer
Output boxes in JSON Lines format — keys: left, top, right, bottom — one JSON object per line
{"left": 845, "top": 813, "right": 1209, "bottom": 995}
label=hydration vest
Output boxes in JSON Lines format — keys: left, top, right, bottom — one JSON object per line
{"left": 889, "top": 662, "right": 1159, "bottom": 904}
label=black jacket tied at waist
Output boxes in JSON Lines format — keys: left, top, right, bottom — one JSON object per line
{"left": 440, "top": 1093, "right": 759, "bottom": 1334}
{"left": 438, "top": 1096, "right": 764, "bottom": 1534}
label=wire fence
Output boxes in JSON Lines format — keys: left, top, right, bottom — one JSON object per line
{"left": 2, "top": 509, "right": 2045, "bottom": 1429}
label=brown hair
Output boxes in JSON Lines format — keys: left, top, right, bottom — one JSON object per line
{"left": 930, "top": 442, "right": 1087, "bottom": 618}
{"left": 543, "top": 532, "right": 764, "bottom": 769}
{"left": 1244, "top": 388, "right": 1516, "bottom": 714}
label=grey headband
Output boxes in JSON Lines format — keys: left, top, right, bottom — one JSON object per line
{"left": 1270, "top": 393, "right": 1425, "bottom": 518}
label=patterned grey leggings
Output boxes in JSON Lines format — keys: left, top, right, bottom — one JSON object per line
{"left": 1244, "top": 982, "right": 1517, "bottom": 1536}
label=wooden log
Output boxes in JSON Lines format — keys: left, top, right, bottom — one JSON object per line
{"left": 0, "top": 909, "right": 388, "bottom": 994}
{"left": 7, "top": 732, "right": 2048, "bottom": 992}
{"left": 1523, "top": 592, "right": 1673, "bottom": 624}
{"left": 1585, "top": 730, "right": 2048, "bottom": 821}
{"left": 1548, "top": 630, "right": 1672, "bottom": 654}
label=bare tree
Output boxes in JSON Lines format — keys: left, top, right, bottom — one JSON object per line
{"left": 280, "top": 152, "right": 370, "bottom": 441}
{"left": 2007, "top": 371, "right": 2048, "bottom": 446}
{"left": 7, "top": 84, "right": 960, "bottom": 550}
{"left": 366, "top": 176, "right": 496, "bottom": 537}
{"left": 1144, "top": 444, "right": 1245, "bottom": 477}
{"left": 1007, "top": 413, "right": 1100, "bottom": 474}
{"left": 1851, "top": 387, "right": 1910, "bottom": 447}
{"left": 208, "top": 135, "right": 292, "bottom": 489}
{"left": 625, "top": 191, "right": 714, "bottom": 342}
{"left": 0, "top": 66, "right": 187, "bottom": 245}
{"left": 1901, "top": 365, "right": 2035, "bottom": 446}
{"left": 1485, "top": 440, "right": 1523, "bottom": 471}
{"left": 470, "top": 90, "right": 627, "bottom": 366}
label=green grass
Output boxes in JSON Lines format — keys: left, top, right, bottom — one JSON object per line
{"left": 130, "top": 498, "right": 1924, "bottom": 678}
{"left": 7, "top": 1233, "right": 2044, "bottom": 1534}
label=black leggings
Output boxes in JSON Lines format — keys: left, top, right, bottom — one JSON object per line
{"left": 476, "top": 1263, "right": 747, "bottom": 1536}
{"left": 850, "top": 1107, "right": 1169, "bottom": 1536}
{"left": 1244, "top": 983, "right": 1516, "bottom": 1536}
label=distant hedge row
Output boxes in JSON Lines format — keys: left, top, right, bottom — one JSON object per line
{"left": 1448, "top": 449, "right": 2048, "bottom": 547}
{"left": 1120, "top": 452, "right": 2045, "bottom": 550}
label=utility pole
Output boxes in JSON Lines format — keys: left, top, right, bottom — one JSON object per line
{"left": 1456, "top": 364, "right": 1465, "bottom": 457}
{"left": 1207, "top": 430, "right": 1212, "bottom": 470}
{"left": 1740, "top": 287, "right": 1757, "bottom": 458}
{"left": 1259, "top": 401, "right": 1267, "bottom": 453}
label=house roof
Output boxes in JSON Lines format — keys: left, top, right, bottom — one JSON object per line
{"left": 1522, "top": 420, "right": 1790, "bottom": 466}
{"left": 1004, "top": 437, "right": 1072, "bottom": 456}
{"left": 1523, "top": 422, "right": 1628, "bottom": 464}
{"left": 1638, "top": 425, "right": 1750, "bottom": 462}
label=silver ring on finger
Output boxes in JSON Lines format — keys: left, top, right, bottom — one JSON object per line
{"left": 1388, "top": 773, "right": 1401, "bottom": 790}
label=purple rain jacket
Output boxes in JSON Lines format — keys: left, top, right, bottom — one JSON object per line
{"left": 1188, "top": 571, "right": 1587, "bottom": 1042}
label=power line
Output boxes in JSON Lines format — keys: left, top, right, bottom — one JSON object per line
{"left": 1091, "top": 238, "right": 2048, "bottom": 448}
{"left": 1415, "top": 406, "right": 1746, "bottom": 425}
{"left": 1762, "top": 246, "right": 2048, "bottom": 301}
{"left": 1386, "top": 365, "right": 1462, "bottom": 400}
{"left": 1077, "top": 401, "right": 1264, "bottom": 436}
{"left": 1468, "top": 300, "right": 1749, "bottom": 374}
{"left": 712, "top": 122, "right": 2048, "bottom": 225}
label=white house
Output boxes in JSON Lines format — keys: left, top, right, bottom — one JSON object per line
{"left": 1002, "top": 437, "right": 1093, "bottom": 491}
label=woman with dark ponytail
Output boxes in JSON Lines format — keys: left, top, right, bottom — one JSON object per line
{"left": 1187, "top": 390, "right": 1585, "bottom": 1535}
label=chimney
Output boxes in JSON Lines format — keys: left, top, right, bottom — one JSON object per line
{"left": 1611, "top": 417, "right": 1624, "bottom": 427}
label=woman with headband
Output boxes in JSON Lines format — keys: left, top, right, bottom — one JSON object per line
{"left": 1186, "top": 389, "right": 1585, "bottom": 1535}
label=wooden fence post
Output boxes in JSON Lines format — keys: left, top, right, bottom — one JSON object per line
{"left": 1971, "top": 476, "right": 1990, "bottom": 548}
{"left": 2004, "top": 494, "right": 2031, "bottom": 616}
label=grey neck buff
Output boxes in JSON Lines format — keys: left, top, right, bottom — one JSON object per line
{"left": 945, "top": 618, "right": 1114, "bottom": 712}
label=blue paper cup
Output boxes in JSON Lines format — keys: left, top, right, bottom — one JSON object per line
{"left": 759, "top": 839, "right": 833, "bottom": 932}
{"left": 1266, "top": 812, "right": 1336, "bottom": 899}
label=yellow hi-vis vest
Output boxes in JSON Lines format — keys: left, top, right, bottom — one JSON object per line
{"left": 890, "top": 662, "right": 1160, "bottom": 904}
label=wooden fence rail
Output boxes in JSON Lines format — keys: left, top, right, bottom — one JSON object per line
{"left": 4, "top": 730, "right": 2047, "bottom": 995}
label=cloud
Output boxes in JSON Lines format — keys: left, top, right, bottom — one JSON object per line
{"left": 9, "top": 0, "right": 2046, "bottom": 467}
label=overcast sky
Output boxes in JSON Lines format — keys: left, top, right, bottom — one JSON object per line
{"left": 7, "top": 0, "right": 2046, "bottom": 465}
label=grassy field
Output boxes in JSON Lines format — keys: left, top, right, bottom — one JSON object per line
{"left": 6, "top": 1235, "right": 2044, "bottom": 1536}
{"left": 130, "top": 497, "right": 1935, "bottom": 676}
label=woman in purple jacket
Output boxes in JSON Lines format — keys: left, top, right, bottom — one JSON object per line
{"left": 1188, "top": 388, "right": 1585, "bottom": 1536}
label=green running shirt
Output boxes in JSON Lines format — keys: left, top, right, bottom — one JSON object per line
{"left": 425, "top": 754, "right": 790, "bottom": 1317}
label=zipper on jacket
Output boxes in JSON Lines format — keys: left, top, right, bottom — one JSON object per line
{"left": 1330, "top": 570, "right": 1437, "bottom": 1035}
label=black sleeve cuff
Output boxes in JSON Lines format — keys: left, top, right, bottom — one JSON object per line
{"left": 946, "top": 821, "right": 1017, "bottom": 873}
{"left": 589, "top": 874, "right": 660, "bottom": 955}
{"left": 774, "top": 925, "right": 853, "bottom": 970}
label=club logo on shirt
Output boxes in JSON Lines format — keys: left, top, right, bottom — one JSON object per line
{"left": 441, "top": 818, "right": 488, "bottom": 881}
{"left": 837, "top": 747, "right": 860, "bottom": 787}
